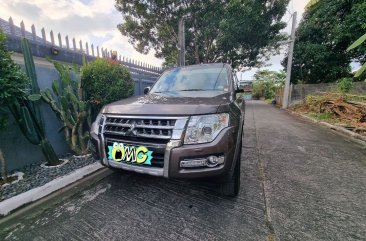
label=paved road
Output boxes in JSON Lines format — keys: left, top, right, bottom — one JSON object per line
{"left": 1, "top": 101, "right": 365, "bottom": 241}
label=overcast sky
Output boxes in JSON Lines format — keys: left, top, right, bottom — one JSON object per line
{"left": 0, "top": 0, "right": 162, "bottom": 67}
{"left": 0, "top": 0, "right": 310, "bottom": 74}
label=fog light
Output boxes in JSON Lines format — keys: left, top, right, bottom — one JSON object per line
{"left": 207, "top": 155, "right": 224, "bottom": 167}
{"left": 180, "top": 159, "right": 207, "bottom": 168}
{"left": 180, "top": 155, "right": 225, "bottom": 168}
{"left": 207, "top": 156, "right": 218, "bottom": 166}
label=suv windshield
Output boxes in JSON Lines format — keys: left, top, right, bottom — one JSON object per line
{"left": 150, "top": 66, "right": 230, "bottom": 95}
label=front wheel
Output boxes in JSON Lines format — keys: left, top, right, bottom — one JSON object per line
{"left": 220, "top": 149, "right": 241, "bottom": 197}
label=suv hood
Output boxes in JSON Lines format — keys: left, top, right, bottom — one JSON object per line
{"left": 101, "top": 92, "right": 232, "bottom": 116}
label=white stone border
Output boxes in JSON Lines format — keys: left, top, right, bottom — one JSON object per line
{"left": 40, "top": 159, "right": 69, "bottom": 169}
{"left": 0, "top": 162, "right": 103, "bottom": 216}
{"left": 1, "top": 172, "right": 24, "bottom": 188}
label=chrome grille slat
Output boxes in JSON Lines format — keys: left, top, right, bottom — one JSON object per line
{"left": 103, "top": 116, "right": 178, "bottom": 140}
{"left": 106, "top": 123, "right": 174, "bottom": 130}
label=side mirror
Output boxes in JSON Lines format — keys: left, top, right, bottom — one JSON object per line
{"left": 143, "top": 87, "right": 151, "bottom": 95}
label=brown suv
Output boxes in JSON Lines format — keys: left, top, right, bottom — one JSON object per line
{"left": 90, "top": 63, "right": 245, "bottom": 196}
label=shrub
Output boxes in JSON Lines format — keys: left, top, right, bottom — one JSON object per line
{"left": 252, "top": 79, "right": 277, "bottom": 100}
{"left": 0, "top": 29, "right": 29, "bottom": 107}
{"left": 81, "top": 59, "right": 134, "bottom": 118}
{"left": 336, "top": 77, "right": 353, "bottom": 93}
{"left": 252, "top": 82, "right": 265, "bottom": 99}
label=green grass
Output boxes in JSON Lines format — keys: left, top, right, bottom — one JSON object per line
{"left": 346, "top": 95, "right": 366, "bottom": 102}
{"left": 306, "top": 112, "right": 334, "bottom": 121}
{"left": 264, "top": 99, "right": 273, "bottom": 104}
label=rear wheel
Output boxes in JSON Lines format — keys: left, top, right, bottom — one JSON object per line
{"left": 220, "top": 145, "right": 241, "bottom": 197}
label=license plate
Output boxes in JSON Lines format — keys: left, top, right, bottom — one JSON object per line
{"left": 107, "top": 142, "right": 153, "bottom": 165}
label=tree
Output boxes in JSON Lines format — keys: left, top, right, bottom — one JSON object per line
{"left": 283, "top": 0, "right": 366, "bottom": 84}
{"left": 115, "top": 0, "right": 290, "bottom": 69}
{"left": 252, "top": 70, "right": 285, "bottom": 99}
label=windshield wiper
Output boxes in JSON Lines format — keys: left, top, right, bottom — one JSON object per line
{"left": 179, "top": 89, "right": 207, "bottom": 91}
{"left": 152, "top": 91, "right": 177, "bottom": 93}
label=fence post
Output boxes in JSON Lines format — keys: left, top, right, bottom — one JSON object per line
{"left": 65, "top": 35, "right": 70, "bottom": 49}
{"left": 41, "top": 27, "right": 46, "bottom": 44}
{"left": 31, "top": 24, "right": 36, "bottom": 41}
{"left": 86, "top": 42, "right": 89, "bottom": 55}
{"left": 91, "top": 44, "right": 94, "bottom": 56}
{"left": 50, "top": 30, "right": 55, "bottom": 45}
{"left": 72, "top": 38, "right": 76, "bottom": 51}
{"left": 20, "top": 20, "right": 26, "bottom": 38}
{"left": 79, "top": 40, "right": 83, "bottom": 53}
{"left": 58, "top": 33, "right": 62, "bottom": 47}
{"left": 9, "top": 17, "right": 15, "bottom": 36}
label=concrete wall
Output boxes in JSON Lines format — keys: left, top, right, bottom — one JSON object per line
{"left": 290, "top": 82, "right": 366, "bottom": 105}
{"left": 1, "top": 56, "right": 70, "bottom": 171}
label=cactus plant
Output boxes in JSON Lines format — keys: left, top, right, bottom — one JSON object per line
{"left": 8, "top": 38, "right": 60, "bottom": 166}
{"left": 37, "top": 59, "right": 91, "bottom": 155}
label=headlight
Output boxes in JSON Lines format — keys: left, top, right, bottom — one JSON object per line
{"left": 91, "top": 113, "right": 104, "bottom": 135}
{"left": 184, "top": 113, "right": 229, "bottom": 144}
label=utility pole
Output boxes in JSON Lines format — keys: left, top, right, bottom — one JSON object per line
{"left": 178, "top": 17, "right": 186, "bottom": 66}
{"left": 282, "top": 11, "right": 297, "bottom": 109}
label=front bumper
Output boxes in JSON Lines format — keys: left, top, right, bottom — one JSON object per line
{"left": 168, "top": 127, "right": 236, "bottom": 179}
{"left": 91, "top": 126, "right": 236, "bottom": 179}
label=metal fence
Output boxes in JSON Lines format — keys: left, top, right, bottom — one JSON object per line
{"left": 0, "top": 17, "right": 163, "bottom": 95}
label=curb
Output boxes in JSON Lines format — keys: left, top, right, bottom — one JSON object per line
{"left": 0, "top": 162, "right": 104, "bottom": 217}
{"left": 286, "top": 110, "right": 366, "bottom": 146}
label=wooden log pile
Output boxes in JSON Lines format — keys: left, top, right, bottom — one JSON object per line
{"left": 295, "top": 93, "right": 366, "bottom": 135}
{"left": 320, "top": 99, "right": 366, "bottom": 126}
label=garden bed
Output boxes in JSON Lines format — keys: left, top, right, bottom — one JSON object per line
{"left": 0, "top": 155, "right": 97, "bottom": 202}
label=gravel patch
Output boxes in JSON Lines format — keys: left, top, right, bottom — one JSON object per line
{"left": 0, "top": 155, "right": 97, "bottom": 201}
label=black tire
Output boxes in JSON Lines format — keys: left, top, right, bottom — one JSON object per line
{"left": 220, "top": 145, "right": 241, "bottom": 197}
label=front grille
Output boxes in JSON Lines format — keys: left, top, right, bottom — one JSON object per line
{"left": 102, "top": 116, "right": 183, "bottom": 169}
{"left": 103, "top": 117, "right": 176, "bottom": 140}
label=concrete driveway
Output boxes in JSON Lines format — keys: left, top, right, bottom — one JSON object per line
{"left": 1, "top": 101, "right": 365, "bottom": 240}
